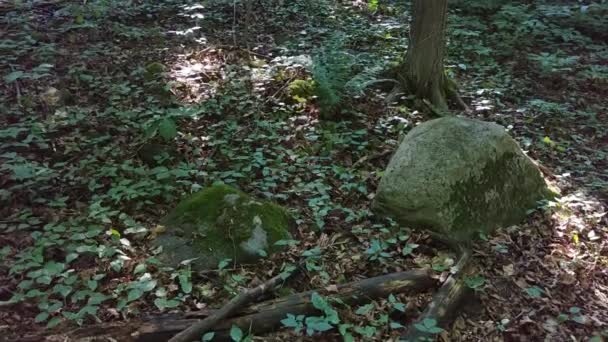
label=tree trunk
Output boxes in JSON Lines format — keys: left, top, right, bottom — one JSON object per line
{"left": 399, "top": 0, "right": 455, "bottom": 111}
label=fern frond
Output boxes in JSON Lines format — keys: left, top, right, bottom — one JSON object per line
{"left": 310, "top": 33, "right": 393, "bottom": 116}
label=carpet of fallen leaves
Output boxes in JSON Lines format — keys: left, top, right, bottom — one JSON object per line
{"left": 0, "top": 1, "right": 606, "bottom": 342}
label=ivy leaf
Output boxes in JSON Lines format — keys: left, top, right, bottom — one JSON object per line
{"left": 87, "top": 293, "right": 108, "bottom": 305}
{"left": 229, "top": 325, "right": 243, "bottom": 342}
{"left": 135, "top": 273, "right": 157, "bottom": 292}
{"left": 311, "top": 292, "right": 329, "bottom": 311}
{"left": 44, "top": 261, "right": 65, "bottom": 276}
{"left": 465, "top": 275, "right": 486, "bottom": 290}
{"left": 354, "top": 325, "right": 376, "bottom": 337}
{"left": 572, "top": 315, "right": 586, "bottom": 324}
{"left": 305, "top": 316, "right": 333, "bottom": 335}
{"left": 46, "top": 317, "right": 62, "bottom": 328}
{"left": 65, "top": 253, "right": 79, "bottom": 263}
{"left": 525, "top": 286, "right": 543, "bottom": 298}
{"left": 154, "top": 297, "right": 180, "bottom": 310}
{"left": 53, "top": 284, "right": 72, "bottom": 298}
{"left": 87, "top": 280, "right": 98, "bottom": 291}
{"left": 133, "top": 263, "right": 146, "bottom": 274}
{"left": 390, "top": 321, "right": 405, "bottom": 329}
{"left": 402, "top": 243, "right": 419, "bottom": 256}
{"left": 36, "top": 275, "right": 53, "bottom": 285}
{"left": 158, "top": 118, "right": 177, "bottom": 140}
{"left": 280, "top": 313, "right": 304, "bottom": 333}
{"left": 392, "top": 302, "right": 406, "bottom": 312}
{"left": 178, "top": 272, "right": 192, "bottom": 294}
{"left": 127, "top": 288, "right": 144, "bottom": 302}
{"left": 218, "top": 258, "right": 231, "bottom": 270}
{"left": 355, "top": 303, "right": 374, "bottom": 315}
{"left": 35, "top": 312, "right": 49, "bottom": 323}
{"left": 110, "top": 259, "right": 123, "bottom": 272}
{"left": 201, "top": 332, "right": 215, "bottom": 341}
{"left": 281, "top": 314, "right": 299, "bottom": 327}
{"left": 5, "top": 70, "right": 25, "bottom": 83}
{"left": 414, "top": 318, "right": 444, "bottom": 334}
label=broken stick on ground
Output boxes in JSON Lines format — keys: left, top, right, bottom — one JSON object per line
{"left": 169, "top": 266, "right": 297, "bottom": 342}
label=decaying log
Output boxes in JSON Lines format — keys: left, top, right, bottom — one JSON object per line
{"left": 61, "top": 269, "right": 434, "bottom": 342}
{"left": 401, "top": 250, "right": 474, "bottom": 342}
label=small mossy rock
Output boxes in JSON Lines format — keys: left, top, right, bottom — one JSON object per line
{"left": 144, "top": 62, "right": 166, "bottom": 81}
{"left": 372, "top": 117, "right": 551, "bottom": 245}
{"left": 137, "top": 143, "right": 177, "bottom": 166}
{"left": 155, "top": 184, "right": 293, "bottom": 270}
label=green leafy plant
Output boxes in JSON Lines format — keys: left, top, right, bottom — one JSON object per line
{"left": 557, "top": 307, "right": 587, "bottom": 325}
{"left": 281, "top": 314, "right": 306, "bottom": 334}
{"left": 414, "top": 318, "right": 444, "bottom": 334}
{"left": 464, "top": 275, "right": 486, "bottom": 290}
{"left": 525, "top": 286, "right": 544, "bottom": 298}
{"left": 388, "top": 294, "right": 406, "bottom": 312}
{"left": 528, "top": 52, "right": 579, "bottom": 75}
{"left": 280, "top": 292, "right": 340, "bottom": 336}
{"left": 311, "top": 34, "right": 384, "bottom": 118}
{"left": 368, "top": 0, "right": 378, "bottom": 12}
{"left": 365, "top": 239, "right": 392, "bottom": 261}
{"left": 229, "top": 325, "right": 252, "bottom": 342}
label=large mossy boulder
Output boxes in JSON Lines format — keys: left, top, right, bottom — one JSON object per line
{"left": 155, "top": 184, "right": 293, "bottom": 270}
{"left": 372, "top": 117, "right": 552, "bottom": 245}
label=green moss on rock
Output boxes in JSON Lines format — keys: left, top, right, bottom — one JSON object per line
{"left": 144, "top": 62, "right": 166, "bottom": 81}
{"left": 155, "top": 184, "right": 293, "bottom": 270}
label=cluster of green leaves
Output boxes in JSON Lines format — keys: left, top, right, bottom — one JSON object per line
{"left": 281, "top": 292, "right": 410, "bottom": 341}
{"left": 557, "top": 307, "right": 587, "bottom": 325}
{"left": 450, "top": 2, "right": 607, "bottom": 77}
{"left": 281, "top": 292, "right": 340, "bottom": 336}
{"left": 343, "top": 294, "right": 409, "bottom": 340}
{"left": 359, "top": 224, "right": 419, "bottom": 267}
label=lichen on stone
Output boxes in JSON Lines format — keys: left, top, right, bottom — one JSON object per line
{"left": 373, "top": 117, "right": 551, "bottom": 245}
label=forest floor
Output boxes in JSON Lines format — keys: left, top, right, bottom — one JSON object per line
{"left": 0, "top": 1, "right": 607, "bottom": 341}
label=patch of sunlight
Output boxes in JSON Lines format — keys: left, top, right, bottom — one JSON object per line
{"left": 168, "top": 50, "right": 225, "bottom": 102}
{"left": 553, "top": 191, "right": 606, "bottom": 239}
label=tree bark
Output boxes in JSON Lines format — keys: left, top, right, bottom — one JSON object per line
{"left": 399, "top": 0, "right": 457, "bottom": 111}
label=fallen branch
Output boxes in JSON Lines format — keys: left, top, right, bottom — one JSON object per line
{"left": 168, "top": 267, "right": 296, "bottom": 342}
{"left": 61, "top": 269, "right": 434, "bottom": 342}
{"left": 401, "top": 249, "right": 474, "bottom": 342}
{"left": 202, "top": 268, "right": 435, "bottom": 340}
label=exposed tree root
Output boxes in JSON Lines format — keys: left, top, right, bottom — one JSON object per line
{"left": 387, "top": 73, "right": 470, "bottom": 117}
{"left": 445, "top": 77, "right": 471, "bottom": 113}
{"left": 401, "top": 249, "right": 474, "bottom": 342}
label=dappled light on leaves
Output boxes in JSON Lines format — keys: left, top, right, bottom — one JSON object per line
{"left": 0, "top": 0, "right": 606, "bottom": 341}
